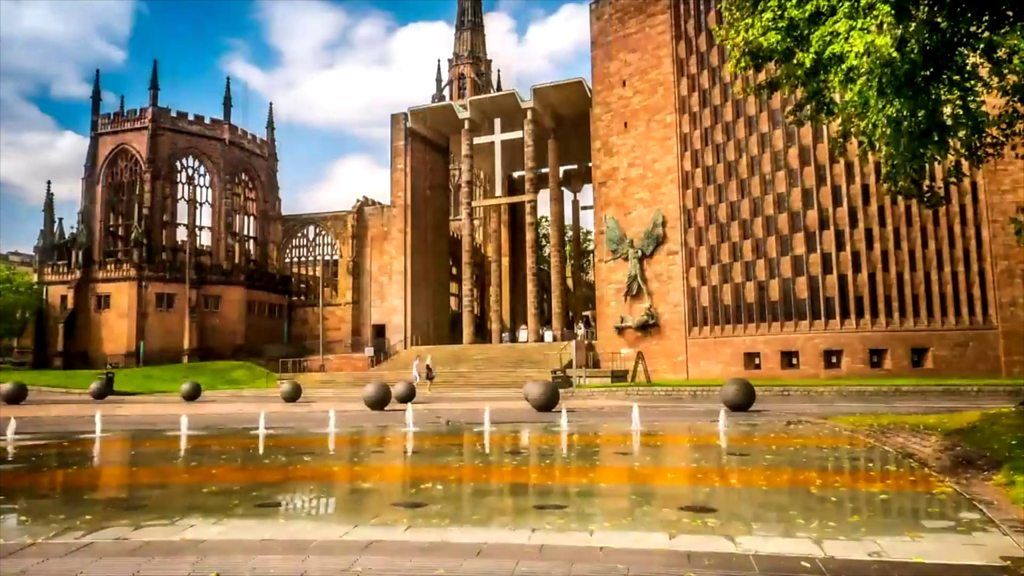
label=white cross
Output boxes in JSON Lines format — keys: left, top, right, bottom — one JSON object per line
{"left": 473, "top": 117, "right": 522, "bottom": 197}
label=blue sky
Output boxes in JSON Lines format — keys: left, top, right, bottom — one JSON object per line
{"left": 0, "top": 0, "right": 591, "bottom": 252}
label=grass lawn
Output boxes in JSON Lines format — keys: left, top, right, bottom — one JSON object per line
{"left": 0, "top": 361, "right": 275, "bottom": 394}
{"left": 833, "top": 408, "right": 1024, "bottom": 506}
{"left": 580, "top": 376, "right": 1021, "bottom": 388}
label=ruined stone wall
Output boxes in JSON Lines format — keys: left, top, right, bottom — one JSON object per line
{"left": 982, "top": 153, "right": 1024, "bottom": 377}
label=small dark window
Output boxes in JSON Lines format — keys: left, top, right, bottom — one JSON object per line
{"left": 247, "top": 301, "right": 257, "bottom": 315}
{"left": 868, "top": 348, "right": 888, "bottom": 369}
{"left": 203, "top": 295, "right": 221, "bottom": 312}
{"left": 744, "top": 352, "right": 762, "bottom": 370}
{"left": 94, "top": 293, "right": 111, "bottom": 311}
{"left": 155, "top": 292, "right": 176, "bottom": 312}
{"left": 823, "top": 349, "right": 843, "bottom": 370}
{"left": 781, "top": 350, "right": 800, "bottom": 370}
{"left": 910, "top": 347, "right": 932, "bottom": 369}
{"left": 59, "top": 294, "right": 68, "bottom": 312}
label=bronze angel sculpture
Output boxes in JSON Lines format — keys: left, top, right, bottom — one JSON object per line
{"left": 604, "top": 210, "right": 665, "bottom": 303}
{"left": 604, "top": 211, "right": 666, "bottom": 332}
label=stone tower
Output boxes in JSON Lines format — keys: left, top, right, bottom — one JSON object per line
{"left": 448, "top": 0, "right": 492, "bottom": 102}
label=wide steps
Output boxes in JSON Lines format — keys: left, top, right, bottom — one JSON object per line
{"left": 375, "top": 342, "right": 569, "bottom": 373}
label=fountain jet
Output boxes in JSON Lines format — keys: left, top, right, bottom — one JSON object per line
{"left": 94, "top": 411, "right": 103, "bottom": 437}
{"left": 179, "top": 415, "right": 188, "bottom": 457}
{"left": 328, "top": 409, "right": 336, "bottom": 433}
{"left": 403, "top": 404, "right": 418, "bottom": 432}
{"left": 718, "top": 408, "right": 728, "bottom": 433}
{"left": 630, "top": 403, "right": 641, "bottom": 432}
{"left": 559, "top": 406, "right": 568, "bottom": 431}
{"left": 5, "top": 417, "right": 15, "bottom": 460}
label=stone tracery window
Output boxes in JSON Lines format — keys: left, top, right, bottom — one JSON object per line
{"left": 102, "top": 149, "right": 144, "bottom": 260}
{"left": 174, "top": 155, "right": 213, "bottom": 251}
{"left": 226, "top": 171, "right": 258, "bottom": 264}
{"left": 458, "top": 72, "right": 467, "bottom": 99}
{"left": 283, "top": 223, "right": 340, "bottom": 303}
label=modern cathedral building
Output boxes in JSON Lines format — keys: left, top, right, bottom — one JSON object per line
{"left": 31, "top": 0, "right": 1023, "bottom": 378}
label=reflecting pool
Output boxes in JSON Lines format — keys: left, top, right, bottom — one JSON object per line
{"left": 0, "top": 421, "right": 1000, "bottom": 542}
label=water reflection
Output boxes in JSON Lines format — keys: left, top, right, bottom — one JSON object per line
{"left": 0, "top": 422, "right": 998, "bottom": 542}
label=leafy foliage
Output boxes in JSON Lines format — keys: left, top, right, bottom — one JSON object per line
{"left": 718, "top": 0, "right": 1024, "bottom": 205}
{"left": 536, "top": 215, "right": 595, "bottom": 279}
{"left": 0, "top": 264, "right": 39, "bottom": 341}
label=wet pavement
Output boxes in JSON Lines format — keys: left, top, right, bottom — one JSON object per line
{"left": 1, "top": 389, "right": 1022, "bottom": 575}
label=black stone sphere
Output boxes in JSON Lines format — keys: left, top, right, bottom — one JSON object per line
{"left": 523, "top": 380, "right": 560, "bottom": 412}
{"left": 1, "top": 381, "right": 28, "bottom": 405}
{"left": 392, "top": 380, "right": 416, "bottom": 404}
{"left": 362, "top": 381, "right": 392, "bottom": 411}
{"left": 720, "top": 377, "right": 756, "bottom": 412}
{"left": 88, "top": 380, "right": 110, "bottom": 401}
{"left": 180, "top": 380, "right": 203, "bottom": 402}
{"left": 279, "top": 380, "right": 303, "bottom": 403}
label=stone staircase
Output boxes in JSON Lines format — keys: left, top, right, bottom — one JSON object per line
{"left": 297, "top": 342, "right": 571, "bottom": 389}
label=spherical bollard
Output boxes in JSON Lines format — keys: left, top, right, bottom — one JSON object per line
{"left": 279, "top": 380, "right": 303, "bottom": 403}
{"left": 88, "top": 379, "right": 110, "bottom": 401}
{"left": 180, "top": 380, "right": 203, "bottom": 402}
{"left": 392, "top": 380, "right": 416, "bottom": 404}
{"left": 523, "top": 380, "right": 560, "bottom": 412}
{"left": 362, "top": 381, "right": 392, "bottom": 411}
{"left": 1, "top": 381, "right": 28, "bottom": 405}
{"left": 720, "top": 377, "right": 756, "bottom": 412}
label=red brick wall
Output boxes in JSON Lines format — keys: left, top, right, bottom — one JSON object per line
{"left": 591, "top": 0, "right": 689, "bottom": 377}
{"left": 981, "top": 153, "right": 1024, "bottom": 378}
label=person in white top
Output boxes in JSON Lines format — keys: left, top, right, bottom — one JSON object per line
{"left": 412, "top": 355, "right": 422, "bottom": 386}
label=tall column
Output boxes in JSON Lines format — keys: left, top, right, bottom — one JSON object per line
{"left": 547, "top": 131, "right": 566, "bottom": 340}
{"left": 523, "top": 110, "right": 541, "bottom": 342}
{"left": 488, "top": 204, "right": 502, "bottom": 343}
{"left": 460, "top": 120, "right": 476, "bottom": 344}
{"left": 570, "top": 182, "right": 583, "bottom": 326}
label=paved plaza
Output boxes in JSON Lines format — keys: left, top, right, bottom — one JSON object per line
{"left": 2, "top": 388, "right": 1022, "bottom": 575}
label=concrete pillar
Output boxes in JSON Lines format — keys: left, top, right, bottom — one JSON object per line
{"left": 488, "top": 205, "right": 502, "bottom": 343}
{"left": 570, "top": 185, "right": 583, "bottom": 325}
{"left": 460, "top": 120, "right": 476, "bottom": 344}
{"left": 547, "top": 132, "right": 566, "bottom": 340}
{"left": 523, "top": 110, "right": 540, "bottom": 343}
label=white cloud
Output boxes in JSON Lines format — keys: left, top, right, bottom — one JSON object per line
{"left": 227, "top": 0, "right": 590, "bottom": 213}
{"left": 292, "top": 154, "right": 390, "bottom": 213}
{"left": 0, "top": 0, "right": 135, "bottom": 203}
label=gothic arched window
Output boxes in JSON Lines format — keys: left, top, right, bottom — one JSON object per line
{"left": 458, "top": 71, "right": 467, "bottom": 99}
{"left": 283, "top": 223, "right": 340, "bottom": 303}
{"left": 174, "top": 155, "right": 213, "bottom": 251}
{"left": 226, "top": 171, "right": 259, "bottom": 264}
{"left": 102, "top": 149, "right": 144, "bottom": 260}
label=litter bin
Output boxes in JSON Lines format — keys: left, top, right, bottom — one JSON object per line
{"left": 103, "top": 371, "right": 115, "bottom": 392}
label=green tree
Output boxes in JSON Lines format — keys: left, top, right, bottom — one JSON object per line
{"left": 718, "top": 0, "right": 1023, "bottom": 205}
{"left": 536, "top": 215, "right": 595, "bottom": 280}
{"left": 0, "top": 264, "right": 40, "bottom": 341}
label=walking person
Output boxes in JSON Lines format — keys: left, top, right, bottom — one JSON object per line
{"left": 425, "top": 354, "right": 435, "bottom": 392}
{"left": 412, "top": 355, "right": 422, "bottom": 387}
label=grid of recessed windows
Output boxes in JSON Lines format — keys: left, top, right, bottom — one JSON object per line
{"left": 677, "top": 0, "right": 994, "bottom": 337}
{"left": 202, "top": 295, "right": 221, "bottom": 312}
{"left": 94, "top": 293, "right": 111, "bottom": 311}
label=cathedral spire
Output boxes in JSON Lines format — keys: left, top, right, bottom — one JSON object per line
{"left": 223, "top": 76, "right": 233, "bottom": 123}
{"left": 448, "top": 0, "right": 491, "bottom": 102}
{"left": 118, "top": 94, "right": 125, "bottom": 115}
{"left": 431, "top": 59, "right": 446, "bottom": 103}
{"left": 266, "top": 102, "right": 276, "bottom": 157}
{"left": 495, "top": 69, "right": 503, "bottom": 92}
{"left": 148, "top": 59, "right": 160, "bottom": 107}
{"left": 37, "top": 180, "right": 56, "bottom": 261}
{"left": 90, "top": 69, "right": 102, "bottom": 125}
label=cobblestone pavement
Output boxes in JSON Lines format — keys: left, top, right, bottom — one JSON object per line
{"left": 2, "top": 538, "right": 1022, "bottom": 576}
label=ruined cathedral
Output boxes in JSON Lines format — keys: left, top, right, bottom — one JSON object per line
{"left": 32, "top": 0, "right": 1024, "bottom": 378}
